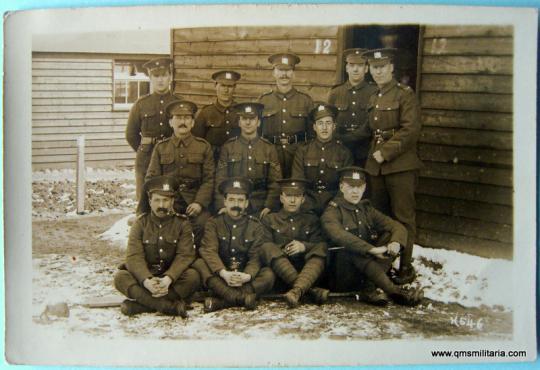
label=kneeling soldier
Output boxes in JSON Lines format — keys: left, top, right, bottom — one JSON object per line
{"left": 260, "top": 178, "right": 329, "bottom": 308}
{"left": 321, "top": 167, "right": 423, "bottom": 306}
{"left": 114, "top": 176, "right": 201, "bottom": 317}
{"left": 193, "top": 178, "right": 275, "bottom": 312}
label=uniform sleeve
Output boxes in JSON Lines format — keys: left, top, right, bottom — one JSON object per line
{"left": 125, "top": 102, "right": 141, "bottom": 151}
{"left": 144, "top": 145, "right": 162, "bottom": 182}
{"left": 264, "top": 145, "right": 283, "bottom": 210}
{"left": 199, "top": 220, "right": 226, "bottom": 274}
{"left": 192, "top": 109, "right": 207, "bottom": 139}
{"left": 321, "top": 205, "right": 374, "bottom": 256}
{"left": 125, "top": 220, "right": 153, "bottom": 284}
{"left": 342, "top": 146, "right": 354, "bottom": 167}
{"left": 291, "top": 145, "right": 306, "bottom": 179}
{"left": 327, "top": 88, "right": 337, "bottom": 105}
{"left": 380, "top": 89, "right": 421, "bottom": 162}
{"left": 194, "top": 144, "right": 215, "bottom": 208}
{"left": 164, "top": 219, "right": 197, "bottom": 281}
{"left": 214, "top": 144, "right": 229, "bottom": 210}
{"left": 369, "top": 206, "right": 408, "bottom": 246}
{"left": 302, "top": 216, "right": 326, "bottom": 253}
{"left": 244, "top": 221, "right": 269, "bottom": 278}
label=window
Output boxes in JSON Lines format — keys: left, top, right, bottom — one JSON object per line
{"left": 113, "top": 60, "right": 150, "bottom": 110}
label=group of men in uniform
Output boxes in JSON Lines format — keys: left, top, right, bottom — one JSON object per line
{"left": 116, "top": 47, "right": 424, "bottom": 317}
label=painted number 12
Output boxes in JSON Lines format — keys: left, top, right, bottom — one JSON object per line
{"left": 315, "top": 39, "right": 332, "bottom": 54}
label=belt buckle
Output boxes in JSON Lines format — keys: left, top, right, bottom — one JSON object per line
{"left": 279, "top": 137, "right": 289, "bottom": 145}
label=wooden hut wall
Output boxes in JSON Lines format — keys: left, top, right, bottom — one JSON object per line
{"left": 416, "top": 26, "right": 513, "bottom": 259}
{"left": 172, "top": 26, "right": 339, "bottom": 106}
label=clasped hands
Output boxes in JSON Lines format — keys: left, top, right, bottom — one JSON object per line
{"left": 219, "top": 269, "right": 251, "bottom": 287}
{"left": 143, "top": 275, "right": 172, "bottom": 297}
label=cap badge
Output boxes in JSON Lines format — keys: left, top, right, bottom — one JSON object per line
{"left": 163, "top": 184, "right": 170, "bottom": 191}
{"left": 225, "top": 72, "right": 232, "bottom": 79}
{"left": 374, "top": 52, "right": 382, "bottom": 59}
{"left": 282, "top": 57, "right": 289, "bottom": 65}
{"left": 245, "top": 106, "right": 252, "bottom": 113}
{"left": 291, "top": 182, "right": 296, "bottom": 186}
{"left": 233, "top": 181, "right": 241, "bottom": 188}
{"left": 352, "top": 172, "right": 360, "bottom": 180}
{"left": 355, "top": 50, "right": 360, "bottom": 54}
{"left": 318, "top": 105, "right": 325, "bottom": 111}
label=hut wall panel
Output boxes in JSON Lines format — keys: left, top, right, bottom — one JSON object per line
{"left": 418, "top": 26, "right": 513, "bottom": 258}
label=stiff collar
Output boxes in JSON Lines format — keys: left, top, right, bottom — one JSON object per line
{"left": 214, "top": 99, "right": 235, "bottom": 113}
{"left": 149, "top": 211, "right": 174, "bottom": 226}
{"left": 223, "top": 213, "right": 248, "bottom": 227}
{"left": 333, "top": 194, "right": 369, "bottom": 211}
{"left": 172, "top": 134, "right": 194, "bottom": 147}
{"left": 152, "top": 91, "right": 172, "bottom": 98}
{"left": 238, "top": 135, "right": 260, "bottom": 145}
{"left": 314, "top": 137, "right": 335, "bottom": 148}
{"left": 377, "top": 79, "right": 398, "bottom": 96}
{"left": 276, "top": 208, "right": 302, "bottom": 220}
{"left": 273, "top": 87, "right": 298, "bottom": 100}
{"left": 346, "top": 79, "right": 369, "bottom": 91}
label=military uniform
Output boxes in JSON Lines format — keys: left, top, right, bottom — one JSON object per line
{"left": 363, "top": 48, "right": 423, "bottom": 282}
{"left": 114, "top": 176, "right": 200, "bottom": 316}
{"left": 258, "top": 53, "right": 314, "bottom": 177}
{"left": 125, "top": 58, "right": 179, "bottom": 201}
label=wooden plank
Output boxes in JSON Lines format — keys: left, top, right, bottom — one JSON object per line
{"left": 33, "top": 98, "right": 112, "bottom": 106}
{"left": 422, "top": 56, "right": 513, "bottom": 75}
{"left": 33, "top": 159, "right": 134, "bottom": 170}
{"left": 421, "top": 109, "right": 512, "bottom": 132}
{"left": 175, "top": 68, "right": 336, "bottom": 86}
{"left": 417, "top": 177, "right": 512, "bottom": 206}
{"left": 33, "top": 111, "right": 128, "bottom": 121}
{"left": 174, "top": 38, "right": 337, "bottom": 55}
{"left": 421, "top": 74, "right": 512, "bottom": 94}
{"left": 32, "top": 76, "right": 112, "bottom": 84}
{"left": 32, "top": 132, "right": 125, "bottom": 141}
{"left": 32, "top": 69, "right": 112, "bottom": 77}
{"left": 174, "top": 87, "right": 329, "bottom": 104}
{"left": 420, "top": 161, "right": 512, "bottom": 187}
{"left": 32, "top": 118, "right": 127, "bottom": 127}
{"left": 420, "top": 92, "right": 512, "bottom": 113}
{"left": 33, "top": 57, "right": 111, "bottom": 63}
{"left": 32, "top": 105, "right": 112, "bottom": 113}
{"left": 418, "top": 143, "right": 512, "bottom": 166}
{"left": 32, "top": 91, "right": 112, "bottom": 99}
{"left": 33, "top": 145, "right": 132, "bottom": 156}
{"left": 416, "top": 229, "right": 512, "bottom": 260}
{"left": 32, "top": 61, "right": 112, "bottom": 70}
{"left": 416, "top": 194, "right": 512, "bottom": 224}
{"left": 417, "top": 211, "right": 512, "bottom": 243}
{"left": 424, "top": 26, "right": 513, "bottom": 38}
{"left": 33, "top": 138, "right": 129, "bottom": 149}
{"left": 33, "top": 152, "right": 135, "bottom": 163}
{"left": 174, "top": 54, "right": 337, "bottom": 71}
{"left": 420, "top": 126, "right": 513, "bottom": 150}
{"left": 32, "top": 83, "right": 112, "bottom": 91}
{"left": 423, "top": 37, "right": 512, "bottom": 56}
{"left": 33, "top": 125, "right": 126, "bottom": 135}
{"left": 173, "top": 26, "right": 338, "bottom": 42}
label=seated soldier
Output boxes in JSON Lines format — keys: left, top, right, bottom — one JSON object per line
{"left": 114, "top": 176, "right": 201, "bottom": 317}
{"left": 193, "top": 178, "right": 275, "bottom": 312}
{"left": 259, "top": 178, "right": 329, "bottom": 308}
{"left": 321, "top": 167, "right": 423, "bottom": 306}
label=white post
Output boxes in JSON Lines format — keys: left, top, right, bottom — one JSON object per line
{"left": 76, "top": 135, "right": 86, "bottom": 214}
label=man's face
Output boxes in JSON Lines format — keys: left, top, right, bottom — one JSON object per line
{"left": 370, "top": 62, "right": 394, "bottom": 86}
{"left": 238, "top": 116, "right": 260, "bottom": 136}
{"left": 340, "top": 181, "right": 366, "bottom": 205}
{"left": 272, "top": 67, "right": 294, "bottom": 87}
{"left": 224, "top": 193, "right": 249, "bottom": 218}
{"left": 170, "top": 114, "right": 194, "bottom": 137}
{"left": 216, "top": 82, "right": 236, "bottom": 103}
{"left": 346, "top": 62, "right": 368, "bottom": 85}
{"left": 149, "top": 69, "right": 171, "bottom": 94}
{"left": 149, "top": 192, "right": 174, "bottom": 218}
{"left": 313, "top": 116, "right": 335, "bottom": 142}
{"left": 280, "top": 192, "right": 304, "bottom": 213}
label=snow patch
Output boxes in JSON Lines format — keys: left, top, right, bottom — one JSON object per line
{"left": 99, "top": 215, "right": 133, "bottom": 247}
{"left": 33, "top": 168, "right": 134, "bottom": 182}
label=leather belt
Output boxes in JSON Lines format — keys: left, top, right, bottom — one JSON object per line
{"left": 374, "top": 129, "right": 395, "bottom": 144}
{"left": 140, "top": 136, "right": 162, "bottom": 145}
{"left": 267, "top": 132, "right": 307, "bottom": 145}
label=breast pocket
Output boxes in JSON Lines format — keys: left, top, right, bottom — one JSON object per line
{"left": 289, "top": 110, "right": 308, "bottom": 133}
{"left": 142, "top": 234, "right": 159, "bottom": 263}
{"left": 253, "top": 155, "right": 269, "bottom": 179}
{"left": 226, "top": 154, "right": 243, "bottom": 177}
{"left": 262, "top": 109, "right": 278, "bottom": 135}
{"left": 159, "top": 152, "right": 175, "bottom": 174}
{"left": 187, "top": 153, "right": 204, "bottom": 178}
{"left": 335, "top": 100, "right": 349, "bottom": 112}
{"left": 303, "top": 158, "right": 320, "bottom": 180}
{"left": 375, "top": 102, "right": 400, "bottom": 129}
{"left": 141, "top": 111, "right": 157, "bottom": 133}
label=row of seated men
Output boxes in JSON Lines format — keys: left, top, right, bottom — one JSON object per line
{"left": 114, "top": 174, "right": 423, "bottom": 317}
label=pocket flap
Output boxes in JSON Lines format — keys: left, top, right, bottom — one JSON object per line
{"left": 376, "top": 102, "right": 400, "bottom": 111}
{"left": 160, "top": 153, "right": 174, "bottom": 164}
{"left": 263, "top": 109, "right": 278, "bottom": 118}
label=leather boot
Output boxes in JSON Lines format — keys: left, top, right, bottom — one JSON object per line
{"left": 271, "top": 257, "right": 298, "bottom": 285}
{"left": 204, "top": 297, "right": 232, "bottom": 313}
{"left": 392, "top": 264, "right": 417, "bottom": 285}
{"left": 207, "top": 276, "right": 244, "bottom": 305}
{"left": 127, "top": 285, "right": 186, "bottom": 316}
{"left": 120, "top": 300, "right": 156, "bottom": 316}
{"left": 307, "top": 287, "right": 330, "bottom": 305}
{"left": 240, "top": 284, "right": 258, "bottom": 310}
{"left": 284, "top": 288, "right": 302, "bottom": 308}
{"left": 390, "top": 286, "right": 424, "bottom": 306}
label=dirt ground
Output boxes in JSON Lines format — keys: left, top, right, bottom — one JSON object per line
{"left": 32, "top": 213, "right": 512, "bottom": 341}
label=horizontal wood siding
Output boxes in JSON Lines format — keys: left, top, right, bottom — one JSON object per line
{"left": 32, "top": 53, "right": 136, "bottom": 170}
{"left": 172, "top": 26, "right": 339, "bottom": 106}
{"left": 418, "top": 25, "right": 513, "bottom": 258}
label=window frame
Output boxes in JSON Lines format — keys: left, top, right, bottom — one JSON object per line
{"left": 112, "top": 59, "right": 151, "bottom": 111}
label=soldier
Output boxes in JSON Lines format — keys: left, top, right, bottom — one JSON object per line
{"left": 258, "top": 53, "right": 314, "bottom": 177}
{"left": 215, "top": 102, "right": 282, "bottom": 218}
{"left": 321, "top": 167, "right": 423, "bottom": 306}
{"left": 125, "top": 57, "right": 179, "bottom": 201}
{"left": 192, "top": 70, "right": 241, "bottom": 162}
{"left": 259, "top": 178, "right": 329, "bottom": 308}
{"left": 145, "top": 100, "right": 214, "bottom": 246}
{"left": 291, "top": 103, "right": 353, "bottom": 215}
{"left": 327, "top": 48, "right": 378, "bottom": 167}
{"left": 193, "top": 178, "right": 275, "bottom": 312}
{"left": 113, "top": 176, "right": 200, "bottom": 317}
{"left": 362, "top": 48, "right": 423, "bottom": 285}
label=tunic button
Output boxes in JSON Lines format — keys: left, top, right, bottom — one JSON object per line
{"left": 321, "top": 158, "right": 325, "bottom": 162}
{"left": 282, "top": 109, "right": 286, "bottom": 113}
{"left": 352, "top": 102, "right": 356, "bottom": 105}
{"left": 345, "top": 227, "right": 349, "bottom": 231}
{"left": 281, "top": 133, "right": 286, "bottom": 137}
{"left": 226, "top": 131, "right": 230, "bottom": 135}
{"left": 160, "top": 111, "right": 163, "bottom": 114}
{"left": 376, "top": 105, "right": 379, "bottom": 108}
{"left": 232, "top": 236, "right": 236, "bottom": 240}
{"left": 359, "top": 221, "right": 362, "bottom": 224}
{"left": 226, "top": 121, "right": 230, "bottom": 124}
{"left": 159, "top": 248, "right": 163, "bottom": 253}
{"left": 352, "top": 91, "right": 356, "bottom": 95}
{"left": 248, "top": 145, "right": 252, "bottom": 149}
{"left": 160, "top": 122, "right": 163, "bottom": 126}
{"left": 233, "top": 225, "right": 237, "bottom": 228}
{"left": 232, "top": 249, "right": 235, "bottom": 252}
{"left": 320, "top": 170, "right": 324, "bottom": 174}
{"left": 226, "top": 110, "right": 229, "bottom": 114}
{"left": 321, "top": 147, "right": 325, "bottom": 151}
{"left": 159, "top": 225, "right": 162, "bottom": 228}
{"left": 159, "top": 236, "right": 163, "bottom": 240}
{"left": 283, "top": 98, "right": 287, "bottom": 101}
{"left": 248, "top": 156, "right": 252, "bottom": 160}
{"left": 355, "top": 209, "right": 359, "bottom": 213}
{"left": 160, "top": 100, "right": 163, "bottom": 104}
{"left": 352, "top": 113, "right": 356, "bottom": 116}
{"left": 378, "top": 93, "right": 382, "bottom": 97}
{"left": 160, "top": 259, "right": 163, "bottom": 263}
{"left": 292, "top": 227, "right": 296, "bottom": 230}
{"left": 248, "top": 167, "right": 252, "bottom": 171}
{"left": 282, "top": 120, "right": 287, "bottom": 124}
{"left": 282, "top": 145, "right": 286, "bottom": 149}
{"left": 180, "top": 154, "right": 184, "bottom": 158}
{"left": 374, "top": 117, "right": 378, "bottom": 121}
{"left": 290, "top": 219, "right": 293, "bottom": 222}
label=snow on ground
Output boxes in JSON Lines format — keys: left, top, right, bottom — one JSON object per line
{"left": 32, "top": 168, "right": 134, "bottom": 182}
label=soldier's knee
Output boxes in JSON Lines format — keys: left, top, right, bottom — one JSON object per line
{"left": 258, "top": 267, "right": 276, "bottom": 288}
{"left": 114, "top": 270, "right": 137, "bottom": 296}
{"left": 259, "top": 243, "right": 284, "bottom": 266}
{"left": 191, "top": 258, "right": 212, "bottom": 286}
{"left": 182, "top": 268, "right": 201, "bottom": 289}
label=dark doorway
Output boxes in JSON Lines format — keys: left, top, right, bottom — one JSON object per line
{"left": 339, "top": 25, "right": 420, "bottom": 90}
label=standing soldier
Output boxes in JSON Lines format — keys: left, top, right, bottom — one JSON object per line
{"left": 362, "top": 48, "right": 423, "bottom": 285}
{"left": 215, "top": 102, "right": 282, "bottom": 219}
{"left": 291, "top": 103, "right": 353, "bottom": 215}
{"left": 145, "top": 100, "right": 214, "bottom": 246}
{"left": 258, "top": 53, "right": 314, "bottom": 177}
{"left": 328, "top": 48, "right": 378, "bottom": 167}
{"left": 193, "top": 178, "right": 275, "bottom": 312}
{"left": 259, "top": 178, "right": 329, "bottom": 308}
{"left": 192, "top": 70, "right": 241, "bottom": 162}
{"left": 114, "top": 176, "right": 200, "bottom": 317}
{"left": 125, "top": 57, "right": 179, "bottom": 201}
{"left": 321, "top": 167, "right": 423, "bottom": 306}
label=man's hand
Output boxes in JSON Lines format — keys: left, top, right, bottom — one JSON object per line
{"left": 387, "top": 242, "right": 401, "bottom": 257}
{"left": 186, "top": 202, "right": 202, "bottom": 217}
{"left": 218, "top": 207, "right": 227, "bottom": 215}
{"left": 259, "top": 207, "right": 271, "bottom": 219}
{"left": 368, "top": 246, "right": 388, "bottom": 259}
{"left": 373, "top": 150, "right": 385, "bottom": 164}
{"left": 153, "top": 275, "right": 172, "bottom": 297}
{"left": 236, "top": 272, "right": 252, "bottom": 285}
{"left": 143, "top": 277, "right": 162, "bottom": 296}
{"left": 219, "top": 269, "right": 242, "bottom": 287}
{"left": 284, "top": 240, "right": 306, "bottom": 256}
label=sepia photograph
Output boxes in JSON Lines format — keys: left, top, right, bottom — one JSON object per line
{"left": 4, "top": 3, "right": 537, "bottom": 367}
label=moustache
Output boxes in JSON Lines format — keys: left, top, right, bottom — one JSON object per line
{"left": 231, "top": 206, "right": 243, "bottom": 212}
{"left": 156, "top": 207, "right": 168, "bottom": 213}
